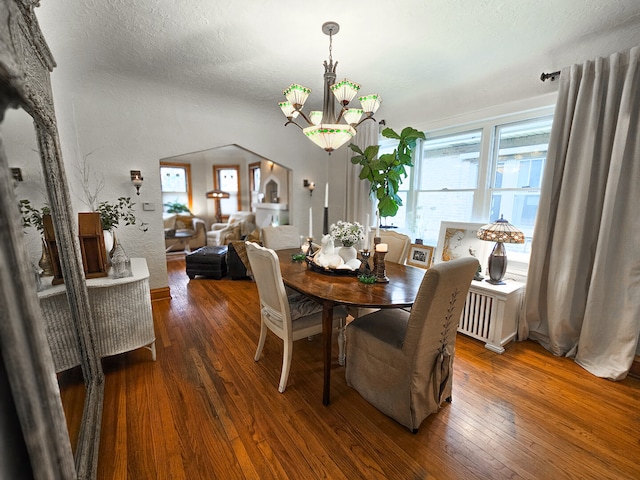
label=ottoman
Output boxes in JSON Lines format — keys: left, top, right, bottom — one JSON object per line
{"left": 185, "top": 246, "right": 228, "bottom": 279}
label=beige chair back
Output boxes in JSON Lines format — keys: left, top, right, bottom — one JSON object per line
{"left": 262, "top": 225, "right": 301, "bottom": 250}
{"left": 245, "top": 242, "right": 292, "bottom": 338}
{"left": 372, "top": 230, "right": 411, "bottom": 264}
{"left": 345, "top": 256, "right": 479, "bottom": 430}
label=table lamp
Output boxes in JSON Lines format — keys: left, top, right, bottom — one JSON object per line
{"left": 477, "top": 215, "right": 524, "bottom": 285}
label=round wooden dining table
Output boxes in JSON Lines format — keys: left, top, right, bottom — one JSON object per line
{"left": 275, "top": 248, "right": 426, "bottom": 405}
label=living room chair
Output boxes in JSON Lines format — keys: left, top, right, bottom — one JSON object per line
{"left": 245, "top": 242, "right": 347, "bottom": 393}
{"left": 345, "top": 257, "right": 478, "bottom": 431}
{"left": 262, "top": 225, "right": 301, "bottom": 250}
{"left": 207, "top": 211, "right": 256, "bottom": 246}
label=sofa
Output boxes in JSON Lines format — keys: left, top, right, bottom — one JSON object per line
{"left": 207, "top": 211, "right": 257, "bottom": 246}
{"left": 164, "top": 214, "right": 207, "bottom": 252}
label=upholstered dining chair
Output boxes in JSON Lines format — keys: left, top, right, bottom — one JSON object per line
{"left": 245, "top": 242, "right": 347, "bottom": 393}
{"left": 262, "top": 225, "right": 301, "bottom": 250}
{"left": 371, "top": 230, "right": 412, "bottom": 264}
{"left": 345, "top": 257, "right": 478, "bottom": 431}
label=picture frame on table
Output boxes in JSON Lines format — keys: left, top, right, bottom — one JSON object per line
{"left": 407, "top": 244, "right": 435, "bottom": 269}
{"left": 435, "top": 221, "right": 489, "bottom": 267}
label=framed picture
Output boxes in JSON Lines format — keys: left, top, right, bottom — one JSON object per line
{"left": 407, "top": 244, "right": 435, "bottom": 269}
{"left": 435, "top": 221, "right": 489, "bottom": 267}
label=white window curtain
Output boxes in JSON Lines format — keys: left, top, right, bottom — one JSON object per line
{"left": 345, "top": 120, "right": 377, "bottom": 226}
{"left": 522, "top": 46, "right": 640, "bottom": 380}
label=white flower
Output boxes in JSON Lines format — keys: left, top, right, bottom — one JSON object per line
{"left": 329, "top": 220, "right": 364, "bottom": 247}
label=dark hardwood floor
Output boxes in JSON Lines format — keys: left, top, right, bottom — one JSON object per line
{"left": 59, "top": 254, "right": 640, "bottom": 479}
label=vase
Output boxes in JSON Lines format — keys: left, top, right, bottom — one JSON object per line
{"left": 38, "top": 236, "right": 54, "bottom": 277}
{"left": 103, "top": 229, "right": 115, "bottom": 259}
{"left": 110, "top": 242, "right": 132, "bottom": 279}
{"left": 338, "top": 243, "right": 358, "bottom": 264}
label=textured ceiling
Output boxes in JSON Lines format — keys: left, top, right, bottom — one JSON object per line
{"left": 36, "top": 0, "right": 640, "bottom": 124}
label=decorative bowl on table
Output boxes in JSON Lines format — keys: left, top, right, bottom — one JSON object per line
{"left": 305, "top": 257, "right": 360, "bottom": 276}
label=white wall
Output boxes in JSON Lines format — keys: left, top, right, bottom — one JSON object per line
{"left": 46, "top": 73, "right": 333, "bottom": 290}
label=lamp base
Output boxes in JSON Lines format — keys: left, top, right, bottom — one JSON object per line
{"left": 486, "top": 242, "right": 507, "bottom": 285}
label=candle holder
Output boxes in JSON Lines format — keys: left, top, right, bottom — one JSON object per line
{"left": 375, "top": 250, "right": 389, "bottom": 283}
{"left": 358, "top": 249, "right": 371, "bottom": 275}
{"left": 373, "top": 236, "right": 381, "bottom": 269}
{"left": 306, "top": 237, "right": 315, "bottom": 257}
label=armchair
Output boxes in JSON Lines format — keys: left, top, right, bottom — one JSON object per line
{"left": 207, "top": 212, "right": 256, "bottom": 246}
{"left": 345, "top": 257, "right": 478, "bottom": 431}
{"left": 164, "top": 214, "right": 206, "bottom": 252}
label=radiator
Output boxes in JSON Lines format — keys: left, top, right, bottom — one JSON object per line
{"left": 458, "top": 289, "right": 494, "bottom": 342}
{"left": 456, "top": 282, "right": 525, "bottom": 353}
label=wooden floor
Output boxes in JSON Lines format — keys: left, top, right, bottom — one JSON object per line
{"left": 59, "top": 254, "right": 640, "bottom": 479}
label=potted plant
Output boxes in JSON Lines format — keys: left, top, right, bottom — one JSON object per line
{"left": 96, "top": 196, "right": 148, "bottom": 232}
{"left": 96, "top": 197, "right": 148, "bottom": 258}
{"left": 163, "top": 201, "right": 191, "bottom": 214}
{"left": 329, "top": 220, "right": 364, "bottom": 264}
{"left": 349, "top": 126, "right": 426, "bottom": 221}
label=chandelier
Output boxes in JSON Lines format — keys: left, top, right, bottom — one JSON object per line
{"left": 278, "top": 21, "right": 382, "bottom": 154}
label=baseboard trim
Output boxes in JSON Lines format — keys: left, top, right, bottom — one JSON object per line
{"left": 150, "top": 287, "right": 171, "bottom": 302}
{"left": 630, "top": 356, "right": 640, "bottom": 379}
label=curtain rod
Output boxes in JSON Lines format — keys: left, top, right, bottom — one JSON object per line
{"left": 540, "top": 70, "right": 561, "bottom": 82}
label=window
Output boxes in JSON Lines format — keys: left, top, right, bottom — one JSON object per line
{"left": 213, "top": 165, "right": 241, "bottom": 218}
{"left": 398, "top": 129, "right": 482, "bottom": 243}
{"left": 160, "top": 162, "right": 192, "bottom": 212}
{"left": 392, "top": 111, "right": 554, "bottom": 266}
{"left": 489, "top": 117, "right": 552, "bottom": 254}
{"left": 248, "top": 162, "right": 261, "bottom": 210}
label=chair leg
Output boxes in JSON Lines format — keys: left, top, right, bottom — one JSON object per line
{"left": 337, "top": 318, "right": 346, "bottom": 366}
{"left": 254, "top": 320, "right": 267, "bottom": 361}
{"left": 278, "top": 337, "right": 294, "bottom": 393}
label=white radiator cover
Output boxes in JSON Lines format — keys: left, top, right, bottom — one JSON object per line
{"left": 457, "top": 280, "right": 525, "bottom": 353}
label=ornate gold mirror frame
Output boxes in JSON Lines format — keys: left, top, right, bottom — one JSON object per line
{"left": 0, "top": 1, "right": 102, "bottom": 478}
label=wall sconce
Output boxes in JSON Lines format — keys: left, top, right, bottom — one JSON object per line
{"left": 130, "top": 170, "right": 143, "bottom": 195}
{"left": 303, "top": 179, "right": 315, "bottom": 196}
{"left": 11, "top": 167, "right": 23, "bottom": 188}
{"left": 269, "top": 161, "right": 274, "bottom": 171}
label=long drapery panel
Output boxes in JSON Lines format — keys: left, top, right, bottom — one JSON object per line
{"left": 523, "top": 46, "right": 640, "bottom": 380}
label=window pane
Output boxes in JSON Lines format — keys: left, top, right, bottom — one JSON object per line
{"left": 420, "top": 130, "right": 481, "bottom": 190}
{"left": 218, "top": 169, "right": 238, "bottom": 193}
{"left": 161, "top": 167, "right": 187, "bottom": 193}
{"left": 493, "top": 118, "right": 551, "bottom": 189}
{"left": 412, "top": 191, "right": 475, "bottom": 246}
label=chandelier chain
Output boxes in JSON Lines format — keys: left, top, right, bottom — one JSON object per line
{"left": 328, "top": 28, "right": 333, "bottom": 63}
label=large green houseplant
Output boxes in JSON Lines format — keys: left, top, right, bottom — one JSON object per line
{"left": 349, "top": 126, "right": 426, "bottom": 219}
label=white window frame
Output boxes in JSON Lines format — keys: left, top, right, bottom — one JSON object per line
{"left": 394, "top": 106, "right": 555, "bottom": 277}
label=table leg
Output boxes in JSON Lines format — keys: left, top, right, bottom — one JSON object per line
{"left": 322, "top": 300, "right": 334, "bottom": 405}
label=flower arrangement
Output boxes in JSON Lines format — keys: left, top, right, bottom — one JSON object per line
{"left": 96, "top": 197, "right": 148, "bottom": 232}
{"left": 329, "top": 220, "right": 364, "bottom": 247}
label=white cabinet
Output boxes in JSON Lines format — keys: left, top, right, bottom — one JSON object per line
{"left": 458, "top": 280, "right": 525, "bottom": 353}
{"left": 38, "top": 257, "right": 156, "bottom": 372}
